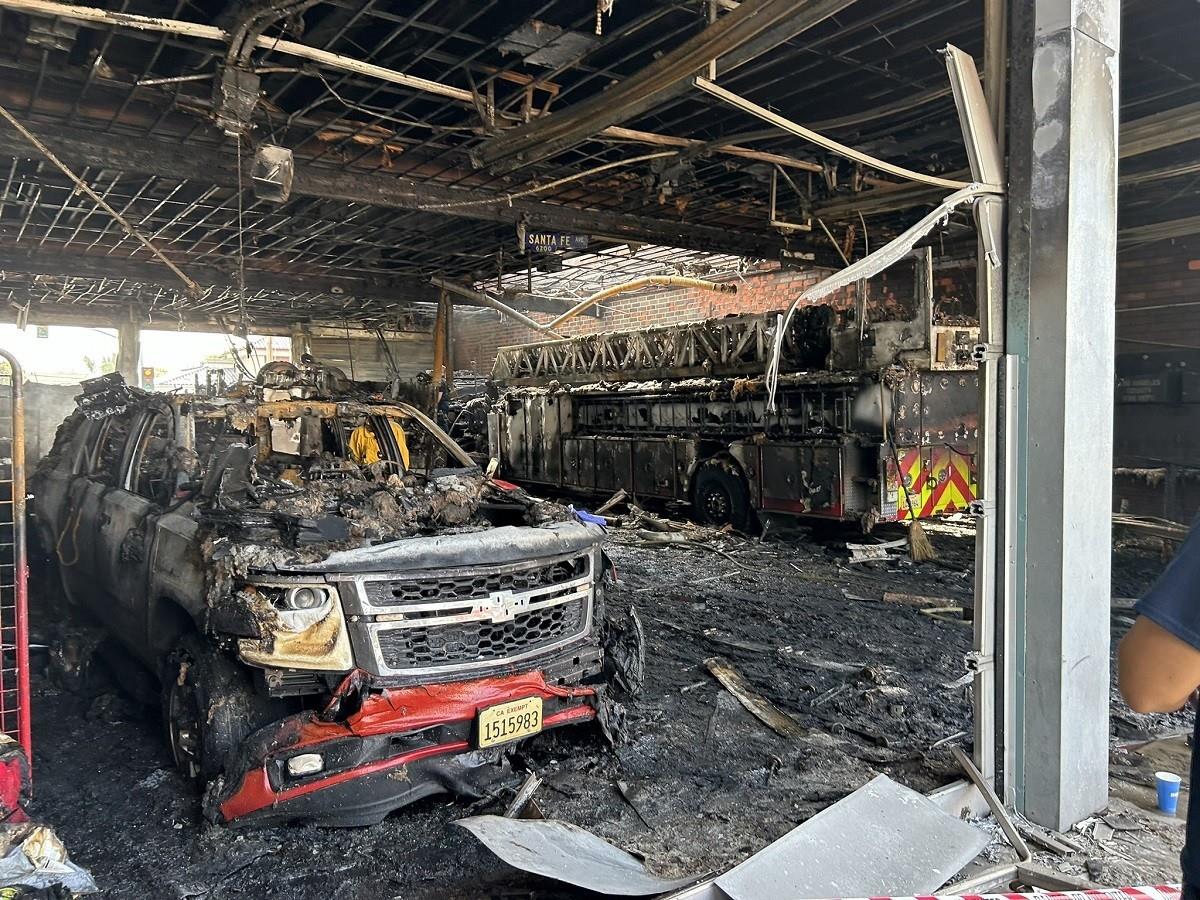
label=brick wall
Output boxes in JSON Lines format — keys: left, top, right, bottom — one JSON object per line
{"left": 452, "top": 263, "right": 831, "bottom": 374}
{"left": 1117, "top": 236, "right": 1200, "bottom": 351}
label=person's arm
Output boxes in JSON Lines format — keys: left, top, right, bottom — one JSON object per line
{"left": 1119, "top": 617, "right": 1200, "bottom": 712}
{"left": 1118, "top": 521, "right": 1200, "bottom": 713}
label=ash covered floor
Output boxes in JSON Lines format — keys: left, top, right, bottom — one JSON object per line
{"left": 25, "top": 525, "right": 1179, "bottom": 899}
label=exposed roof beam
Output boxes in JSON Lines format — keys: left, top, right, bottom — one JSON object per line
{"left": 0, "top": 246, "right": 439, "bottom": 303}
{"left": 599, "top": 125, "right": 821, "bottom": 172}
{"left": 813, "top": 171, "right": 968, "bottom": 219}
{"left": 1119, "top": 215, "right": 1200, "bottom": 245}
{"left": 1119, "top": 159, "right": 1200, "bottom": 187}
{"left": 1120, "top": 101, "right": 1200, "bottom": 158}
{"left": 0, "top": 247, "right": 586, "bottom": 315}
{"left": 0, "top": 301, "right": 433, "bottom": 337}
{"left": 806, "top": 85, "right": 955, "bottom": 133}
{"left": 0, "top": 2, "right": 823, "bottom": 184}
{"left": 0, "top": 123, "right": 780, "bottom": 257}
{"left": 0, "top": 0, "right": 474, "bottom": 102}
{"left": 815, "top": 99, "right": 1200, "bottom": 220}
{"left": 471, "top": 0, "right": 857, "bottom": 174}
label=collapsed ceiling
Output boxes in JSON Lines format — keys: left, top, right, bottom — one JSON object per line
{"left": 0, "top": 0, "right": 1195, "bottom": 331}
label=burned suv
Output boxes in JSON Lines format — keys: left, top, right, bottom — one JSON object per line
{"left": 33, "top": 371, "right": 613, "bottom": 826}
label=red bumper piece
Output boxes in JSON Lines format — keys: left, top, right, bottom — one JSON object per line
{"left": 217, "top": 671, "right": 596, "bottom": 824}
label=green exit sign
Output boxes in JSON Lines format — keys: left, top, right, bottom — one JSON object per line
{"left": 35, "top": 325, "right": 48, "bottom": 339}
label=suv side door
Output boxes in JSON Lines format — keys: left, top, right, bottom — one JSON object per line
{"left": 97, "top": 403, "right": 176, "bottom": 652}
{"left": 53, "top": 411, "right": 135, "bottom": 613}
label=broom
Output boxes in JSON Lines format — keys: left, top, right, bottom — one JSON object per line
{"left": 888, "top": 441, "right": 937, "bottom": 562}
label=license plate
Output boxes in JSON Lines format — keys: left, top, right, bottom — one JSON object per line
{"left": 477, "top": 696, "right": 543, "bottom": 748}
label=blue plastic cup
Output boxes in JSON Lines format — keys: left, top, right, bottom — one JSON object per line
{"left": 1156, "top": 771, "right": 1182, "bottom": 815}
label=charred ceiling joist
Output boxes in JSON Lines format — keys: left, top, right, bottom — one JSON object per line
{"left": 470, "top": 0, "right": 859, "bottom": 174}
{"left": 0, "top": 123, "right": 781, "bottom": 259}
{"left": 0, "top": 246, "right": 588, "bottom": 318}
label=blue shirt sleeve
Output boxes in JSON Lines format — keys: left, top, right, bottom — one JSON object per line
{"left": 1136, "top": 522, "right": 1200, "bottom": 651}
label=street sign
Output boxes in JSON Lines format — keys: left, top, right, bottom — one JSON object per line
{"left": 525, "top": 232, "right": 588, "bottom": 253}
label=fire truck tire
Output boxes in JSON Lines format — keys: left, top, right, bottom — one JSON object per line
{"left": 161, "top": 634, "right": 284, "bottom": 783}
{"left": 691, "top": 460, "right": 753, "bottom": 532}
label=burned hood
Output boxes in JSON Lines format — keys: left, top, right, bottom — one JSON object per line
{"left": 278, "top": 521, "right": 605, "bottom": 574}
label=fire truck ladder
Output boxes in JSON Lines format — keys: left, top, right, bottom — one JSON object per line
{"left": 491, "top": 306, "right": 833, "bottom": 386}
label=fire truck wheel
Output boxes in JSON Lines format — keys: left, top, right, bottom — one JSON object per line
{"left": 692, "top": 460, "right": 753, "bottom": 532}
{"left": 161, "top": 635, "right": 283, "bottom": 783}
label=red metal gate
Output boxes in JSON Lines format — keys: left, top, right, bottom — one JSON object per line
{"left": 0, "top": 350, "right": 30, "bottom": 762}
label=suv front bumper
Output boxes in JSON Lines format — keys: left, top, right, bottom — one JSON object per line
{"left": 207, "top": 671, "right": 597, "bottom": 826}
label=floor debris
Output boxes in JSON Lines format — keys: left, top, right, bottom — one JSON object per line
{"left": 454, "top": 815, "right": 698, "bottom": 895}
{"left": 595, "top": 489, "right": 630, "bottom": 515}
{"left": 884, "top": 591, "right": 958, "bottom": 607}
{"left": 704, "top": 656, "right": 806, "bottom": 739}
{"left": 503, "top": 773, "right": 542, "bottom": 819}
{"left": 1017, "top": 819, "right": 1081, "bottom": 856}
{"left": 0, "top": 823, "right": 98, "bottom": 894}
{"left": 22, "top": 525, "right": 1183, "bottom": 896}
{"left": 616, "top": 779, "right": 655, "bottom": 830}
{"left": 847, "top": 539, "right": 908, "bottom": 564}
{"left": 920, "top": 605, "right": 970, "bottom": 624}
{"left": 951, "top": 745, "right": 1031, "bottom": 861}
{"left": 669, "top": 774, "right": 989, "bottom": 900}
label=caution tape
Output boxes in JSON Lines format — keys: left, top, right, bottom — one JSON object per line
{"left": 836, "top": 887, "right": 1181, "bottom": 900}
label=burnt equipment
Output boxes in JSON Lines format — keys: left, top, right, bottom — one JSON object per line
{"left": 490, "top": 250, "right": 981, "bottom": 529}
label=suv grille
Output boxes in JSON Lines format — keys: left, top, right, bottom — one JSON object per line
{"left": 343, "top": 552, "right": 594, "bottom": 678}
{"left": 376, "top": 597, "right": 586, "bottom": 670}
{"left": 363, "top": 556, "right": 586, "bottom": 607}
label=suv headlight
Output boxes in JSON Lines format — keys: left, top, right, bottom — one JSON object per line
{"left": 286, "top": 587, "right": 326, "bottom": 611}
{"left": 236, "top": 583, "right": 352, "bottom": 672}
{"left": 250, "top": 584, "right": 336, "bottom": 632}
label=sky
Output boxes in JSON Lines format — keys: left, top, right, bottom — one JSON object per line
{"left": 0, "top": 325, "right": 279, "bottom": 385}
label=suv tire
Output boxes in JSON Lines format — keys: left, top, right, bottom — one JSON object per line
{"left": 691, "top": 459, "right": 753, "bottom": 532}
{"left": 161, "top": 634, "right": 283, "bottom": 782}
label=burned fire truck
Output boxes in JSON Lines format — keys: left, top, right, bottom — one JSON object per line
{"left": 490, "top": 249, "right": 980, "bottom": 531}
{"left": 32, "top": 365, "right": 625, "bottom": 826}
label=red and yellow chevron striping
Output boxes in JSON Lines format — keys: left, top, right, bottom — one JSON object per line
{"left": 893, "top": 447, "right": 977, "bottom": 520}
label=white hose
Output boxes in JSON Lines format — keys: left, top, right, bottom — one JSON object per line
{"left": 764, "top": 182, "right": 1003, "bottom": 411}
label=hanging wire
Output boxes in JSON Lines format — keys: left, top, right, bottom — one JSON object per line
{"left": 344, "top": 320, "right": 356, "bottom": 380}
{"left": 857, "top": 209, "right": 870, "bottom": 343}
{"left": 764, "top": 184, "right": 1000, "bottom": 411}
{"left": 235, "top": 134, "right": 248, "bottom": 328}
{"left": 414, "top": 151, "right": 676, "bottom": 210}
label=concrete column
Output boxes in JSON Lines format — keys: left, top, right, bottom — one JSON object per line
{"left": 115, "top": 316, "right": 141, "bottom": 385}
{"left": 1004, "top": 0, "right": 1120, "bottom": 829}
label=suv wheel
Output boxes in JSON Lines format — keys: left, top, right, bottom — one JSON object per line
{"left": 161, "top": 635, "right": 283, "bottom": 782}
{"left": 691, "top": 459, "right": 753, "bottom": 532}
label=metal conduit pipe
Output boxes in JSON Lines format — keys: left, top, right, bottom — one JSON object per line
{"left": 545, "top": 276, "right": 737, "bottom": 330}
{"left": 430, "top": 277, "right": 566, "bottom": 339}
{"left": 694, "top": 75, "right": 970, "bottom": 191}
{"left": 0, "top": 0, "right": 476, "bottom": 102}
